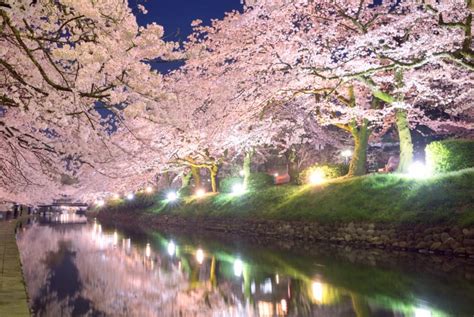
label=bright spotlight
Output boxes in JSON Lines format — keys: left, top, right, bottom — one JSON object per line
{"left": 234, "top": 258, "right": 243, "bottom": 277}
{"left": 96, "top": 200, "right": 105, "bottom": 207}
{"left": 341, "top": 149, "right": 352, "bottom": 158}
{"left": 145, "top": 186, "right": 153, "bottom": 193}
{"left": 232, "top": 183, "right": 246, "bottom": 195}
{"left": 407, "top": 161, "right": 431, "bottom": 179}
{"left": 167, "top": 241, "right": 176, "bottom": 256}
{"left": 195, "top": 188, "right": 206, "bottom": 197}
{"left": 196, "top": 249, "right": 204, "bottom": 264}
{"left": 126, "top": 193, "right": 134, "bottom": 200}
{"left": 166, "top": 191, "right": 178, "bottom": 202}
{"left": 309, "top": 170, "right": 325, "bottom": 185}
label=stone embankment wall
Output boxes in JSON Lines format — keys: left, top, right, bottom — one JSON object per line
{"left": 97, "top": 212, "right": 474, "bottom": 258}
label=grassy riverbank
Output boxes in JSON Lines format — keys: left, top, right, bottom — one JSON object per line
{"left": 99, "top": 168, "right": 474, "bottom": 225}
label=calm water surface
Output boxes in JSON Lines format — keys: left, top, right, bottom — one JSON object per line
{"left": 17, "top": 215, "right": 474, "bottom": 317}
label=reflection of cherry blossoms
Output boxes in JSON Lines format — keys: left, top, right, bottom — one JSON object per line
{"left": 18, "top": 223, "right": 253, "bottom": 317}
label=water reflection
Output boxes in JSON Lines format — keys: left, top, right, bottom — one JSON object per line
{"left": 17, "top": 218, "right": 474, "bottom": 317}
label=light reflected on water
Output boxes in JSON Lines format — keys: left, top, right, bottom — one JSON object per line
{"left": 16, "top": 218, "right": 474, "bottom": 317}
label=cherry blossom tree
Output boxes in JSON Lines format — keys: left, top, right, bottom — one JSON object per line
{"left": 183, "top": 0, "right": 473, "bottom": 176}
{"left": 0, "top": 0, "right": 179, "bottom": 203}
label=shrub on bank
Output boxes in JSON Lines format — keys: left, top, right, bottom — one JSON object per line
{"left": 299, "top": 163, "right": 349, "bottom": 184}
{"left": 247, "top": 172, "right": 274, "bottom": 189}
{"left": 426, "top": 139, "right": 474, "bottom": 173}
{"left": 220, "top": 176, "right": 243, "bottom": 193}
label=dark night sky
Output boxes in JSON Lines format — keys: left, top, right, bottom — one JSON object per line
{"left": 132, "top": 0, "right": 243, "bottom": 73}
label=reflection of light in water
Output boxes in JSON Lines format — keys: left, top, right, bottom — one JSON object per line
{"left": 145, "top": 243, "right": 151, "bottom": 258}
{"left": 258, "top": 301, "right": 274, "bottom": 317}
{"left": 275, "top": 274, "right": 279, "bottom": 284}
{"left": 415, "top": 308, "right": 432, "bottom": 317}
{"left": 167, "top": 241, "right": 176, "bottom": 256}
{"left": 19, "top": 223, "right": 252, "bottom": 317}
{"left": 251, "top": 281, "right": 256, "bottom": 294}
{"left": 113, "top": 231, "right": 118, "bottom": 246}
{"left": 234, "top": 259, "right": 243, "bottom": 277}
{"left": 280, "top": 299, "right": 287, "bottom": 314}
{"left": 312, "top": 281, "right": 323, "bottom": 303}
{"left": 260, "top": 278, "right": 272, "bottom": 294}
{"left": 196, "top": 249, "right": 204, "bottom": 264}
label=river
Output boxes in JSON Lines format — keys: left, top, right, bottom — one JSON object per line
{"left": 16, "top": 214, "right": 474, "bottom": 317}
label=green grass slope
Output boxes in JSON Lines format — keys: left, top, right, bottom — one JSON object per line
{"left": 102, "top": 168, "right": 474, "bottom": 225}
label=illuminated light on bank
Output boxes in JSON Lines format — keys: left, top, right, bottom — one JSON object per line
{"left": 273, "top": 173, "right": 279, "bottom": 177}
{"left": 166, "top": 191, "right": 178, "bottom": 202}
{"left": 275, "top": 274, "right": 280, "bottom": 284}
{"left": 309, "top": 170, "right": 325, "bottom": 185}
{"left": 145, "top": 186, "right": 154, "bottom": 193}
{"left": 232, "top": 183, "right": 246, "bottom": 196}
{"left": 341, "top": 149, "right": 352, "bottom": 158}
{"left": 234, "top": 258, "right": 244, "bottom": 277}
{"left": 407, "top": 161, "right": 432, "bottom": 179}
{"left": 126, "top": 193, "right": 134, "bottom": 200}
{"left": 312, "top": 281, "right": 324, "bottom": 303}
{"left": 239, "top": 169, "right": 245, "bottom": 176}
{"left": 251, "top": 281, "right": 256, "bottom": 294}
{"left": 112, "top": 193, "right": 120, "bottom": 200}
{"left": 96, "top": 200, "right": 105, "bottom": 207}
{"left": 196, "top": 248, "right": 205, "bottom": 264}
{"left": 195, "top": 189, "right": 206, "bottom": 198}
{"left": 145, "top": 243, "right": 151, "bottom": 258}
{"left": 414, "top": 308, "right": 432, "bottom": 317}
{"left": 167, "top": 241, "right": 176, "bottom": 256}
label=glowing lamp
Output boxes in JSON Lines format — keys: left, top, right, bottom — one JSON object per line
{"left": 341, "top": 149, "right": 352, "bottom": 158}
{"left": 196, "top": 248, "right": 204, "bottom": 264}
{"left": 167, "top": 241, "right": 176, "bottom": 256}
{"left": 195, "top": 188, "right": 206, "bottom": 197}
{"left": 309, "top": 170, "right": 325, "bottom": 185}
{"left": 96, "top": 200, "right": 105, "bottom": 207}
{"left": 112, "top": 193, "right": 120, "bottom": 200}
{"left": 145, "top": 186, "right": 153, "bottom": 193}
{"left": 234, "top": 258, "right": 243, "bottom": 277}
{"left": 407, "top": 161, "right": 431, "bottom": 179}
{"left": 166, "top": 191, "right": 178, "bottom": 202}
{"left": 126, "top": 193, "right": 134, "bottom": 200}
{"left": 232, "top": 183, "right": 246, "bottom": 195}
{"left": 273, "top": 173, "right": 279, "bottom": 177}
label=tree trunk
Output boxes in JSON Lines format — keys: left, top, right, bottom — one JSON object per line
{"left": 210, "top": 164, "right": 219, "bottom": 193}
{"left": 287, "top": 148, "right": 299, "bottom": 183}
{"left": 243, "top": 151, "right": 253, "bottom": 188}
{"left": 181, "top": 172, "right": 192, "bottom": 188}
{"left": 348, "top": 120, "right": 370, "bottom": 177}
{"left": 191, "top": 166, "right": 201, "bottom": 188}
{"left": 395, "top": 109, "right": 414, "bottom": 173}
